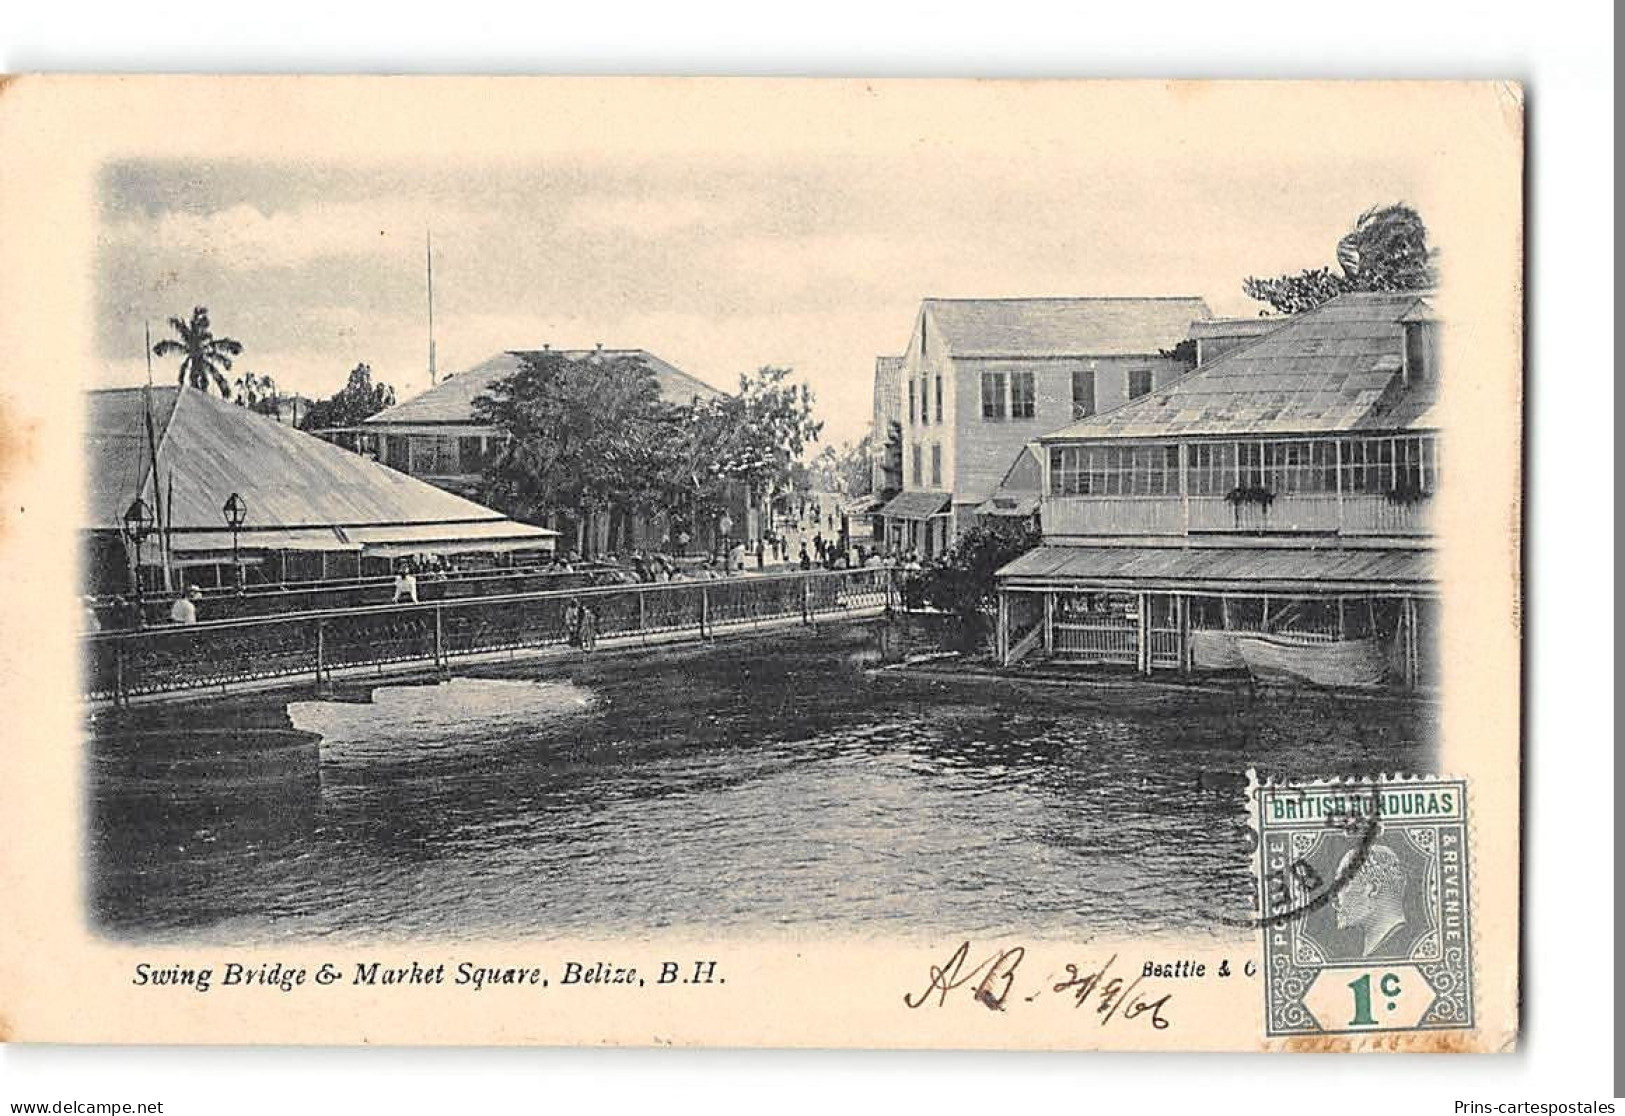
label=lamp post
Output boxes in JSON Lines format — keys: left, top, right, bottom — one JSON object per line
{"left": 122, "top": 497, "right": 155, "bottom": 602}
{"left": 222, "top": 492, "right": 248, "bottom": 591}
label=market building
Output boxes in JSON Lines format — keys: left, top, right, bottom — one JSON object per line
{"left": 85, "top": 385, "right": 557, "bottom": 596}
{"left": 876, "top": 296, "right": 1210, "bottom": 557}
{"left": 993, "top": 290, "right": 1439, "bottom": 690}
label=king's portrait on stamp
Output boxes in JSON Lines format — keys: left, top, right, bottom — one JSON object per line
{"left": 1255, "top": 776, "right": 1475, "bottom": 1037}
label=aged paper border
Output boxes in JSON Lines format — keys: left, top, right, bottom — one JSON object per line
{"left": 0, "top": 76, "right": 1523, "bottom": 1050}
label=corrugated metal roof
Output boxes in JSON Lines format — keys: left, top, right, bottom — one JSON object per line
{"left": 1042, "top": 291, "right": 1437, "bottom": 440}
{"left": 924, "top": 297, "right": 1210, "bottom": 358}
{"left": 85, "top": 387, "right": 555, "bottom": 546}
{"left": 1188, "top": 316, "right": 1288, "bottom": 341}
{"left": 366, "top": 348, "right": 723, "bottom": 426}
{"left": 997, "top": 543, "right": 1432, "bottom": 591}
{"left": 86, "top": 386, "right": 181, "bottom": 528}
{"left": 878, "top": 490, "right": 952, "bottom": 520}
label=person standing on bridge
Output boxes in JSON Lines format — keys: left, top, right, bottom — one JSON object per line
{"left": 169, "top": 585, "right": 201, "bottom": 625}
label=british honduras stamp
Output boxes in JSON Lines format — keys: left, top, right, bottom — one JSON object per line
{"left": 1252, "top": 773, "right": 1474, "bottom": 1038}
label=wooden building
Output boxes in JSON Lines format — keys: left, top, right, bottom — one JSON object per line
{"left": 349, "top": 347, "right": 752, "bottom": 556}
{"left": 85, "top": 385, "right": 556, "bottom": 595}
{"left": 993, "top": 290, "right": 1439, "bottom": 690}
{"left": 876, "top": 297, "right": 1208, "bottom": 558}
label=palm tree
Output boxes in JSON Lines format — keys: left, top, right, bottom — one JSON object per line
{"left": 233, "top": 371, "right": 277, "bottom": 408}
{"left": 152, "top": 307, "right": 243, "bottom": 396}
{"left": 1335, "top": 204, "right": 1437, "bottom": 291}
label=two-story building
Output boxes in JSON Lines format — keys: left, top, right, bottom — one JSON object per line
{"left": 357, "top": 347, "right": 722, "bottom": 498}
{"left": 876, "top": 297, "right": 1210, "bottom": 557}
{"left": 993, "top": 290, "right": 1439, "bottom": 690}
{"left": 350, "top": 347, "right": 753, "bottom": 556}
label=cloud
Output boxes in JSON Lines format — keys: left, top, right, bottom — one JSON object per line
{"left": 559, "top": 195, "right": 730, "bottom": 238}
{"left": 104, "top": 200, "right": 496, "bottom": 271}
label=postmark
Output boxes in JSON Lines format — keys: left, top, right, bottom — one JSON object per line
{"left": 1252, "top": 772, "right": 1474, "bottom": 1037}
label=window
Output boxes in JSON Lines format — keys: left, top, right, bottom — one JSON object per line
{"left": 384, "top": 435, "right": 410, "bottom": 472}
{"left": 1341, "top": 435, "right": 1437, "bottom": 494}
{"left": 458, "top": 436, "right": 485, "bottom": 474}
{"left": 934, "top": 375, "right": 943, "bottom": 423}
{"left": 908, "top": 380, "right": 916, "bottom": 425}
{"left": 930, "top": 444, "right": 942, "bottom": 488}
{"left": 981, "top": 371, "right": 1007, "bottom": 421}
{"left": 1128, "top": 368, "right": 1154, "bottom": 399}
{"left": 1011, "top": 371, "right": 1036, "bottom": 419}
{"left": 1187, "top": 442, "right": 1236, "bottom": 496}
{"left": 409, "top": 436, "right": 438, "bottom": 475}
{"left": 1048, "top": 444, "right": 1179, "bottom": 496}
{"left": 1404, "top": 322, "right": 1437, "bottom": 383}
{"left": 1234, "top": 440, "right": 1338, "bottom": 495}
{"left": 920, "top": 377, "right": 930, "bottom": 425}
{"left": 1071, "top": 369, "right": 1096, "bottom": 419}
{"left": 911, "top": 444, "right": 923, "bottom": 487}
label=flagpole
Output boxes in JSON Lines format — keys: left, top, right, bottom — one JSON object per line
{"left": 426, "top": 229, "right": 438, "bottom": 387}
{"left": 142, "top": 321, "right": 174, "bottom": 593}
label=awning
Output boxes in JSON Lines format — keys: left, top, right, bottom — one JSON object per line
{"left": 164, "top": 527, "right": 358, "bottom": 553}
{"left": 975, "top": 493, "right": 1040, "bottom": 518}
{"left": 877, "top": 490, "right": 952, "bottom": 521}
{"left": 363, "top": 538, "right": 555, "bottom": 559}
{"left": 344, "top": 519, "right": 558, "bottom": 556}
{"left": 997, "top": 544, "right": 1434, "bottom": 594}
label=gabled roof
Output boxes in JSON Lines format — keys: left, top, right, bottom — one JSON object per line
{"left": 365, "top": 348, "right": 723, "bottom": 426}
{"left": 1042, "top": 291, "right": 1437, "bottom": 441}
{"left": 85, "top": 386, "right": 555, "bottom": 548}
{"left": 922, "top": 297, "right": 1211, "bottom": 359}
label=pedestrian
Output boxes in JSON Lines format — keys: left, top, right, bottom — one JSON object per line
{"left": 393, "top": 565, "right": 418, "bottom": 604}
{"left": 82, "top": 596, "right": 102, "bottom": 633}
{"left": 677, "top": 529, "right": 691, "bottom": 556}
{"left": 755, "top": 538, "right": 765, "bottom": 571}
{"left": 798, "top": 543, "right": 812, "bottom": 571}
{"left": 169, "top": 585, "right": 201, "bottom": 625}
{"left": 563, "top": 598, "right": 583, "bottom": 647}
{"left": 578, "top": 602, "right": 598, "bottom": 651}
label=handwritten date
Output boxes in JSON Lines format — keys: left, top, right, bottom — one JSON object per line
{"left": 905, "top": 942, "right": 1172, "bottom": 1030}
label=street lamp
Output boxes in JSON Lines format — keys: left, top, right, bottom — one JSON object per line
{"left": 122, "top": 497, "right": 155, "bottom": 600}
{"left": 221, "top": 492, "right": 248, "bottom": 591}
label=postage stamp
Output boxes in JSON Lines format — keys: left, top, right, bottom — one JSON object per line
{"left": 1253, "top": 773, "right": 1474, "bottom": 1037}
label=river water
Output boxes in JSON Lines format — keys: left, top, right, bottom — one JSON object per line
{"left": 89, "top": 636, "right": 1431, "bottom": 942}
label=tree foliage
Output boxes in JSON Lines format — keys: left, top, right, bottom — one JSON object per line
{"left": 298, "top": 363, "right": 398, "bottom": 431}
{"left": 916, "top": 519, "right": 1042, "bottom": 617}
{"left": 1243, "top": 204, "right": 1438, "bottom": 315}
{"left": 472, "top": 356, "right": 826, "bottom": 537}
{"left": 233, "top": 371, "right": 281, "bottom": 415}
{"left": 152, "top": 306, "right": 243, "bottom": 396}
{"left": 473, "top": 350, "right": 672, "bottom": 523}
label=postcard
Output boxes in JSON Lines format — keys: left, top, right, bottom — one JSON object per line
{"left": 0, "top": 76, "right": 1522, "bottom": 1050}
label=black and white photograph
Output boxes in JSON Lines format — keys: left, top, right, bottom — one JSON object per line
{"left": 0, "top": 49, "right": 1586, "bottom": 1106}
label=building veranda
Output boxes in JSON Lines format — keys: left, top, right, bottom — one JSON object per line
{"left": 993, "top": 291, "right": 1440, "bottom": 691}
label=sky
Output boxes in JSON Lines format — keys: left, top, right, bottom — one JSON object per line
{"left": 97, "top": 147, "right": 1425, "bottom": 449}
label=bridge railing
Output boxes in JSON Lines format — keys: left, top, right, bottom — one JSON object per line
{"left": 83, "top": 567, "right": 897, "bottom": 704}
